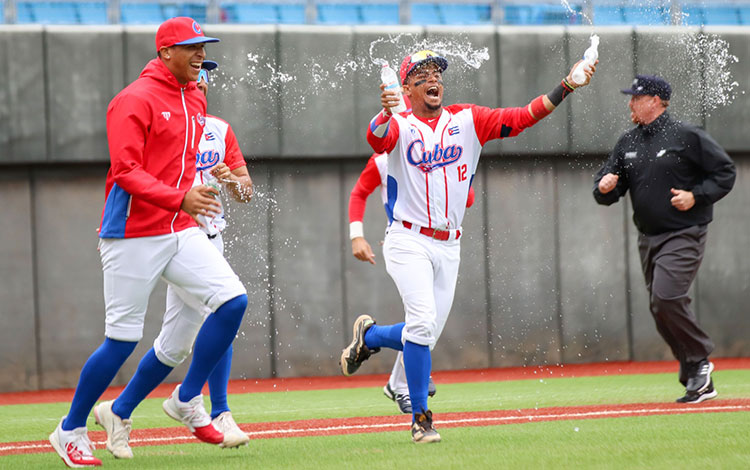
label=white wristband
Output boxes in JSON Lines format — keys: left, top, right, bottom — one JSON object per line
{"left": 349, "top": 221, "right": 364, "bottom": 240}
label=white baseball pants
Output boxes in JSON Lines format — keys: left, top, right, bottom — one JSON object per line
{"left": 383, "top": 223, "right": 461, "bottom": 349}
{"left": 100, "top": 227, "right": 246, "bottom": 343}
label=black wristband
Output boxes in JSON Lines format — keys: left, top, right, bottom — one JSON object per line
{"left": 546, "top": 80, "right": 574, "bottom": 106}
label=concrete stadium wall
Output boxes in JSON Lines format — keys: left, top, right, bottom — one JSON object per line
{"left": 1, "top": 25, "right": 749, "bottom": 392}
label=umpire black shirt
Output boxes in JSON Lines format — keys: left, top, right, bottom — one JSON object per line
{"left": 593, "top": 112, "right": 736, "bottom": 235}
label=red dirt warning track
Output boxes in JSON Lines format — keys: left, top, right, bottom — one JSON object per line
{"left": 2, "top": 399, "right": 750, "bottom": 457}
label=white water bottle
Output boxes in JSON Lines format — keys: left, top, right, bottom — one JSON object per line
{"left": 571, "top": 34, "right": 599, "bottom": 86}
{"left": 204, "top": 172, "right": 221, "bottom": 200}
{"left": 380, "top": 62, "right": 407, "bottom": 114}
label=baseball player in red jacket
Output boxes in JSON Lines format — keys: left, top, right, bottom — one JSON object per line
{"left": 349, "top": 151, "right": 474, "bottom": 413}
{"left": 341, "top": 49, "right": 595, "bottom": 443}
{"left": 49, "top": 18, "right": 248, "bottom": 467}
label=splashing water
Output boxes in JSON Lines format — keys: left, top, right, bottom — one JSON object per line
{"left": 560, "top": 0, "right": 592, "bottom": 26}
{"left": 676, "top": 32, "right": 740, "bottom": 114}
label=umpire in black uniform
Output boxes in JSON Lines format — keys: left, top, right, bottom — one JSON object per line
{"left": 593, "top": 75, "right": 736, "bottom": 404}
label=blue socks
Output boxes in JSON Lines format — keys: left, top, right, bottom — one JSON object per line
{"left": 403, "top": 341, "right": 431, "bottom": 421}
{"left": 179, "top": 294, "right": 247, "bottom": 402}
{"left": 208, "top": 344, "right": 233, "bottom": 419}
{"left": 365, "top": 323, "right": 404, "bottom": 350}
{"left": 62, "top": 338, "right": 137, "bottom": 430}
{"left": 112, "top": 348, "right": 173, "bottom": 419}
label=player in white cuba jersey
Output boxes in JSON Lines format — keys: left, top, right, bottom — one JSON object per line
{"left": 349, "top": 151, "right": 474, "bottom": 414}
{"left": 341, "top": 49, "right": 596, "bottom": 443}
{"left": 91, "top": 60, "right": 254, "bottom": 460}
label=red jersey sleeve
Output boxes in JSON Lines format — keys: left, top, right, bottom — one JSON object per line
{"left": 366, "top": 110, "right": 401, "bottom": 154}
{"left": 106, "top": 94, "right": 187, "bottom": 212}
{"left": 469, "top": 104, "right": 538, "bottom": 146}
{"left": 348, "top": 154, "right": 384, "bottom": 223}
{"left": 223, "top": 124, "right": 245, "bottom": 170}
{"left": 466, "top": 186, "right": 476, "bottom": 208}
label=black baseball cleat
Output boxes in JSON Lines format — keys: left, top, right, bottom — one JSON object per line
{"left": 676, "top": 379, "right": 718, "bottom": 404}
{"left": 383, "top": 382, "right": 413, "bottom": 414}
{"left": 340, "top": 314, "right": 379, "bottom": 376}
{"left": 686, "top": 360, "right": 714, "bottom": 394}
{"left": 411, "top": 410, "right": 441, "bottom": 443}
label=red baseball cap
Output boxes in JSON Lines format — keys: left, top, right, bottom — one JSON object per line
{"left": 155, "top": 16, "right": 220, "bottom": 52}
{"left": 399, "top": 49, "right": 448, "bottom": 84}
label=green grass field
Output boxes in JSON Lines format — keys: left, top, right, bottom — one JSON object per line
{"left": 2, "top": 370, "right": 750, "bottom": 469}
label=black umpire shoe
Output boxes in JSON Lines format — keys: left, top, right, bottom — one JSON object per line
{"left": 676, "top": 379, "right": 718, "bottom": 404}
{"left": 411, "top": 410, "right": 441, "bottom": 443}
{"left": 686, "top": 360, "right": 714, "bottom": 394}
{"left": 340, "top": 314, "right": 379, "bottom": 376}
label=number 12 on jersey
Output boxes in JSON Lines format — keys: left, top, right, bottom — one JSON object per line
{"left": 457, "top": 164, "right": 468, "bottom": 181}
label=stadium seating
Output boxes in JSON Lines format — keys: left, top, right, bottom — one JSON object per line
{"left": 738, "top": 5, "right": 750, "bottom": 24}
{"left": 504, "top": 3, "right": 581, "bottom": 25}
{"left": 703, "top": 6, "right": 741, "bottom": 24}
{"left": 16, "top": 1, "right": 79, "bottom": 24}
{"left": 317, "top": 3, "right": 359, "bottom": 24}
{"left": 622, "top": 6, "right": 669, "bottom": 25}
{"left": 77, "top": 1, "right": 108, "bottom": 24}
{"left": 0, "top": 3, "right": 4, "bottom": 23}
{"left": 438, "top": 4, "right": 491, "bottom": 25}
{"left": 278, "top": 3, "right": 305, "bottom": 23}
{"left": 360, "top": 3, "right": 399, "bottom": 25}
{"left": 593, "top": 5, "right": 625, "bottom": 25}
{"left": 120, "top": 2, "right": 164, "bottom": 23}
{"left": 224, "top": 3, "right": 277, "bottom": 23}
{"left": 410, "top": 3, "right": 442, "bottom": 25}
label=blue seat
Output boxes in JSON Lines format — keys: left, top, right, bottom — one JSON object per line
{"left": 622, "top": 6, "right": 668, "bottom": 25}
{"left": 0, "top": 3, "right": 4, "bottom": 23}
{"left": 181, "top": 3, "right": 207, "bottom": 23}
{"left": 503, "top": 5, "right": 533, "bottom": 24}
{"left": 740, "top": 7, "right": 750, "bottom": 25}
{"left": 593, "top": 6, "right": 625, "bottom": 25}
{"left": 410, "top": 3, "right": 442, "bottom": 25}
{"left": 121, "top": 3, "right": 164, "bottom": 23}
{"left": 278, "top": 3, "right": 305, "bottom": 23}
{"left": 438, "top": 4, "right": 490, "bottom": 25}
{"left": 317, "top": 3, "right": 360, "bottom": 24}
{"left": 18, "top": 2, "right": 79, "bottom": 24}
{"left": 679, "top": 6, "right": 704, "bottom": 26}
{"left": 534, "top": 4, "right": 580, "bottom": 25}
{"left": 16, "top": 2, "right": 34, "bottom": 21}
{"left": 226, "top": 3, "right": 278, "bottom": 23}
{"left": 702, "top": 5, "right": 740, "bottom": 25}
{"left": 77, "top": 1, "right": 108, "bottom": 24}
{"left": 360, "top": 3, "right": 399, "bottom": 25}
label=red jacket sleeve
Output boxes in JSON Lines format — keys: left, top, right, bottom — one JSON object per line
{"left": 366, "top": 111, "right": 400, "bottom": 154}
{"left": 106, "top": 94, "right": 187, "bottom": 212}
{"left": 348, "top": 154, "right": 384, "bottom": 223}
{"left": 223, "top": 124, "right": 245, "bottom": 170}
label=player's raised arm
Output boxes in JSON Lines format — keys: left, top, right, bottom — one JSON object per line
{"left": 366, "top": 84, "right": 402, "bottom": 154}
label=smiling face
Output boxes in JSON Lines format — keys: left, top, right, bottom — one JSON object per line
{"left": 160, "top": 43, "right": 207, "bottom": 84}
{"left": 403, "top": 62, "right": 444, "bottom": 118}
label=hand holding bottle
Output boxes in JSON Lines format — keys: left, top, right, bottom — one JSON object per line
{"left": 380, "top": 62, "right": 407, "bottom": 114}
{"left": 569, "top": 35, "right": 600, "bottom": 87}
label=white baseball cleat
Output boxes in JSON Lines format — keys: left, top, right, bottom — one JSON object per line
{"left": 212, "top": 411, "right": 250, "bottom": 448}
{"left": 94, "top": 400, "right": 133, "bottom": 459}
{"left": 49, "top": 417, "right": 102, "bottom": 467}
{"left": 162, "top": 384, "right": 224, "bottom": 445}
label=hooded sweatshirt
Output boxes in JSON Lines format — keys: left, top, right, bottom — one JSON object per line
{"left": 99, "top": 58, "right": 207, "bottom": 238}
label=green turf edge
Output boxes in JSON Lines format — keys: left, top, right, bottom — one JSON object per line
{"left": 5, "top": 412, "right": 750, "bottom": 470}
{"left": 2, "top": 370, "right": 749, "bottom": 443}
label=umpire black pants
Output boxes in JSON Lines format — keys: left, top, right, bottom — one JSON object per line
{"left": 638, "top": 224, "right": 714, "bottom": 377}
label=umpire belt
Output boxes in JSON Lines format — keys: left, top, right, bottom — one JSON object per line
{"left": 399, "top": 220, "right": 461, "bottom": 241}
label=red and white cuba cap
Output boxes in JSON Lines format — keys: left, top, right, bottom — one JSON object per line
{"left": 155, "top": 16, "right": 220, "bottom": 51}
{"left": 399, "top": 49, "right": 448, "bottom": 85}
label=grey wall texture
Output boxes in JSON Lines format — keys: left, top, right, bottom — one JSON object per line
{"left": 0, "top": 25, "right": 748, "bottom": 392}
